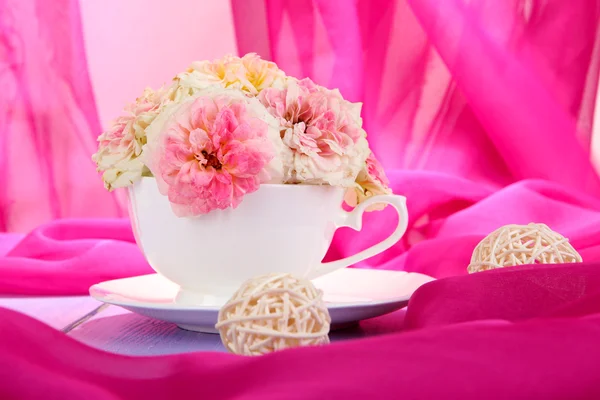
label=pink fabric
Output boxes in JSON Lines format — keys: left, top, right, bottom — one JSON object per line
{"left": 0, "top": 219, "right": 151, "bottom": 295}
{"left": 0, "top": 0, "right": 124, "bottom": 233}
{"left": 404, "top": 262, "right": 600, "bottom": 329}
{"left": 3, "top": 263, "right": 600, "bottom": 399}
{"left": 2, "top": 0, "right": 600, "bottom": 397}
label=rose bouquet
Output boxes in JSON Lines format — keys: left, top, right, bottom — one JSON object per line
{"left": 93, "top": 54, "right": 391, "bottom": 217}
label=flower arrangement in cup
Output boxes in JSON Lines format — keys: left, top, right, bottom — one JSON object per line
{"left": 93, "top": 54, "right": 391, "bottom": 216}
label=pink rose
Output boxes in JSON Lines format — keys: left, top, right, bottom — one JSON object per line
{"left": 143, "top": 91, "right": 277, "bottom": 216}
{"left": 259, "top": 77, "right": 369, "bottom": 186}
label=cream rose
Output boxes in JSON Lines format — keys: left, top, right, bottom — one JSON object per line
{"left": 92, "top": 88, "right": 165, "bottom": 190}
{"left": 344, "top": 151, "right": 393, "bottom": 211}
{"left": 165, "top": 53, "right": 285, "bottom": 103}
{"left": 259, "top": 77, "right": 370, "bottom": 187}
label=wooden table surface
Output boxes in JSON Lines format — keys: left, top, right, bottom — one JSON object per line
{"left": 0, "top": 296, "right": 407, "bottom": 356}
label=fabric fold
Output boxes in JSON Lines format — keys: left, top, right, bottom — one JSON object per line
{"left": 2, "top": 298, "right": 600, "bottom": 399}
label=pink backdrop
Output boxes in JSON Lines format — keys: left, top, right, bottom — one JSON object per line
{"left": 80, "top": 0, "right": 238, "bottom": 129}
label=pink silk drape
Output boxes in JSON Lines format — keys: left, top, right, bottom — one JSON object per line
{"left": 3, "top": 262, "right": 600, "bottom": 399}
{"left": 0, "top": 0, "right": 124, "bottom": 233}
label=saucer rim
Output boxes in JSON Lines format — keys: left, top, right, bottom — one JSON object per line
{"left": 90, "top": 269, "right": 434, "bottom": 311}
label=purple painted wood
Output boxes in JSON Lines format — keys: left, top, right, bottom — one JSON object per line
{"left": 67, "top": 304, "right": 408, "bottom": 356}
{"left": 0, "top": 296, "right": 103, "bottom": 330}
{"left": 67, "top": 305, "right": 225, "bottom": 355}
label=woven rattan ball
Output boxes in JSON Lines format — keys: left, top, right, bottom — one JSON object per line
{"left": 215, "top": 273, "right": 331, "bottom": 356}
{"left": 468, "top": 223, "right": 582, "bottom": 273}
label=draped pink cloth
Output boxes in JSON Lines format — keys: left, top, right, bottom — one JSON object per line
{"left": 2, "top": 0, "right": 600, "bottom": 398}
{"left": 0, "top": 0, "right": 124, "bottom": 233}
{"left": 3, "top": 263, "right": 600, "bottom": 399}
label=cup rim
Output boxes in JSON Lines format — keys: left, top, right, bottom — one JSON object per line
{"left": 138, "top": 176, "right": 345, "bottom": 192}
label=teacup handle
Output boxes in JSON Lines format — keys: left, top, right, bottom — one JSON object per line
{"left": 315, "top": 194, "right": 409, "bottom": 277}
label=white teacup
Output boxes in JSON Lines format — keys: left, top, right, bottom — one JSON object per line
{"left": 128, "top": 177, "right": 409, "bottom": 305}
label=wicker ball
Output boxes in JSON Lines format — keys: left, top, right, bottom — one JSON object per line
{"left": 215, "top": 273, "right": 331, "bottom": 356}
{"left": 468, "top": 223, "right": 582, "bottom": 274}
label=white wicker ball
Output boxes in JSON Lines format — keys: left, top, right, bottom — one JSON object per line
{"left": 215, "top": 273, "right": 331, "bottom": 356}
{"left": 468, "top": 223, "right": 582, "bottom": 273}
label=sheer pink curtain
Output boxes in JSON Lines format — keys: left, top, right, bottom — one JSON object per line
{"left": 0, "top": 0, "right": 124, "bottom": 233}
{"left": 232, "top": 0, "right": 600, "bottom": 277}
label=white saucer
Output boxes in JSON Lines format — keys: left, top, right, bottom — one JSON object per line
{"left": 90, "top": 269, "right": 434, "bottom": 333}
